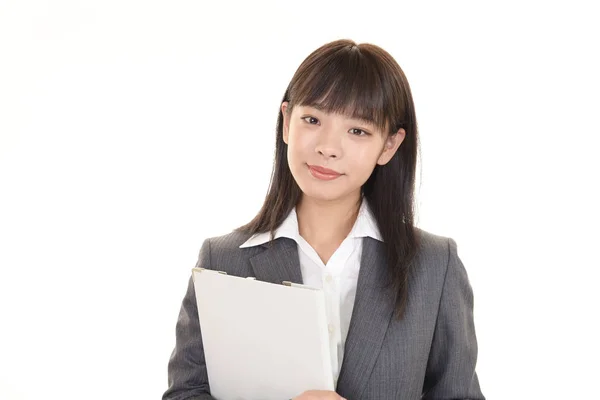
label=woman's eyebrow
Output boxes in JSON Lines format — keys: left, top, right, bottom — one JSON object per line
{"left": 353, "top": 117, "right": 375, "bottom": 125}
{"left": 346, "top": 115, "right": 377, "bottom": 128}
{"left": 305, "top": 105, "right": 368, "bottom": 120}
{"left": 303, "top": 104, "right": 327, "bottom": 112}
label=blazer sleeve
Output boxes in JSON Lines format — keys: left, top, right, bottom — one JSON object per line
{"left": 422, "top": 238, "right": 485, "bottom": 400}
{"left": 162, "top": 239, "right": 216, "bottom": 400}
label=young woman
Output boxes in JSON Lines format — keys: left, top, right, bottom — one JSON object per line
{"left": 162, "top": 39, "right": 485, "bottom": 400}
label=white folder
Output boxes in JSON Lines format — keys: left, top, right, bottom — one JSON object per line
{"left": 192, "top": 267, "right": 334, "bottom": 400}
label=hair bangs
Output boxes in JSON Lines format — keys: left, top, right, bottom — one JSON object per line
{"left": 289, "top": 47, "right": 392, "bottom": 134}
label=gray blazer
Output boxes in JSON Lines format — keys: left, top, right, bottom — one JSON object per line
{"left": 162, "top": 227, "right": 485, "bottom": 400}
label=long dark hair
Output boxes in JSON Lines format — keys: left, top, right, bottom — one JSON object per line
{"left": 236, "top": 39, "right": 420, "bottom": 319}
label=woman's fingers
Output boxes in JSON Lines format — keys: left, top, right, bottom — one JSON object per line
{"left": 292, "top": 390, "right": 346, "bottom": 400}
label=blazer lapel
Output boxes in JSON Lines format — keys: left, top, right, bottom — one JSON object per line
{"left": 336, "top": 237, "right": 396, "bottom": 399}
{"left": 249, "top": 238, "right": 304, "bottom": 285}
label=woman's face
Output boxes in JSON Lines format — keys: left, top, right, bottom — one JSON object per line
{"left": 281, "top": 101, "right": 405, "bottom": 203}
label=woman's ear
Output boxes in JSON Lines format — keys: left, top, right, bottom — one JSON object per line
{"left": 377, "top": 128, "right": 406, "bottom": 165}
{"left": 281, "top": 102, "right": 290, "bottom": 144}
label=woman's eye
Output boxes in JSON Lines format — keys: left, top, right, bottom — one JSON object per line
{"left": 301, "top": 116, "right": 319, "bottom": 125}
{"left": 350, "top": 128, "right": 369, "bottom": 136}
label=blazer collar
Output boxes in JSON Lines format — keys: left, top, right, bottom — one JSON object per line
{"left": 248, "top": 237, "right": 304, "bottom": 285}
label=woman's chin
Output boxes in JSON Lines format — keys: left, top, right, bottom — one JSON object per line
{"left": 297, "top": 183, "right": 359, "bottom": 203}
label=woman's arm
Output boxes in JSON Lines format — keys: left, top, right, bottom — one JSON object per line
{"left": 162, "top": 239, "right": 217, "bottom": 400}
{"left": 422, "top": 238, "right": 485, "bottom": 400}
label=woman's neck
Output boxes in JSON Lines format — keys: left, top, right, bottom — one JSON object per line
{"left": 295, "top": 193, "right": 362, "bottom": 248}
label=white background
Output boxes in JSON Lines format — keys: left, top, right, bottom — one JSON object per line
{"left": 1, "top": 1, "right": 599, "bottom": 399}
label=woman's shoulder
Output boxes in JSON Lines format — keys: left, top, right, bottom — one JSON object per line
{"left": 414, "top": 226, "right": 455, "bottom": 253}
{"left": 412, "top": 226, "right": 461, "bottom": 272}
{"left": 205, "top": 229, "right": 254, "bottom": 248}
{"left": 199, "top": 229, "right": 269, "bottom": 262}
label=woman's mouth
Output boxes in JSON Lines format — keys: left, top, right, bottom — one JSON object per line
{"left": 307, "top": 164, "right": 342, "bottom": 181}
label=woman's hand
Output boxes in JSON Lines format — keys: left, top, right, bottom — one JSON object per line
{"left": 292, "top": 390, "right": 346, "bottom": 400}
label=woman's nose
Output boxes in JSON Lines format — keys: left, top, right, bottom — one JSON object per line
{"left": 315, "top": 129, "right": 342, "bottom": 159}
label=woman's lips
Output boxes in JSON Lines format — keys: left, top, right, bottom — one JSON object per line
{"left": 307, "top": 164, "right": 342, "bottom": 181}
